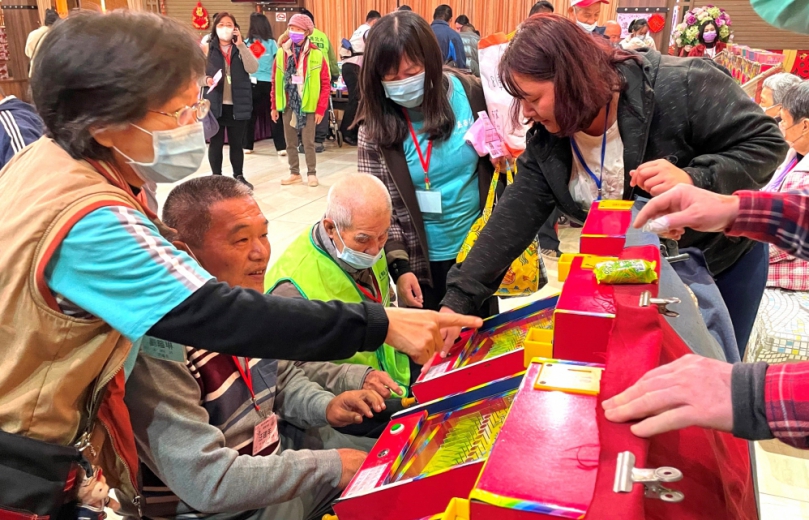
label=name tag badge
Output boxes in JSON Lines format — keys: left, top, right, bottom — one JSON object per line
{"left": 140, "top": 336, "right": 186, "bottom": 363}
{"left": 253, "top": 413, "right": 279, "bottom": 455}
{"left": 226, "top": 74, "right": 232, "bottom": 85}
{"left": 416, "top": 189, "right": 443, "bottom": 216}
{"left": 292, "top": 74, "right": 304, "bottom": 85}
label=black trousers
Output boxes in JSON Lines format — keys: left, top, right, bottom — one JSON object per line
{"left": 244, "top": 80, "right": 286, "bottom": 152}
{"left": 209, "top": 105, "right": 248, "bottom": 177}
{"left": 315, "top": 105, "right": 330, "bottom": 143}
{"left": 538, "top": 207, "right": 561, "bottom": 252}
{"left": 339, "top": 62, "right": 361, "bottom": 142}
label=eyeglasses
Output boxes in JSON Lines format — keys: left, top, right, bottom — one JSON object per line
{"left": 151, "top": 99, "right": 211, "bottom": 126}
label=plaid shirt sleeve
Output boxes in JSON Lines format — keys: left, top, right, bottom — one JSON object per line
{"left": 727, "top": 190, "right": 809, "bottom": 262}
{"left": 765, "top": 363, "right": 809, "bottom": 449}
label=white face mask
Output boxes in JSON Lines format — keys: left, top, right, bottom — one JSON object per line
{"left": 114, "top": 122, "right": 206, "bottom": 184}
{"left": 216, "top": 26, "right": 234, "bottom": 42}
{"left": 577, "top": 20, "right": 598, "bottom": 33}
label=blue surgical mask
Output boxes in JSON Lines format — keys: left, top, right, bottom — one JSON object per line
{"left": 334, "top": 225, "right": 383, "bottom": 270}
{"left": 382, "top": 71, "right": 425, "bottom": 109}
{"left": 114, "top": 122, "right": 206, "bottom": 184}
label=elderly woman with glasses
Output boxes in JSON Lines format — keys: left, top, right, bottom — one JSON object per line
{"left": 0, "top": 11, "right": 480, "bottom": 516}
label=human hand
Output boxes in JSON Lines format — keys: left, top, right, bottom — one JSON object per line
{"left": 384, "top": 307, "right": 483, "bottom": 365}
{"left": 630, "top": 159, "right": 694, "bottom": 196}
{"left": 326, "top": 389, "right": 385, "bottom": 427}
{"left": 206, "top": 76, "right": 215, "bottom": 87}
{"left": 633, "top": 184, "right": 740, "bottom": 237}
{"left": 315, "top": 113, "right": 324, "bottom": 125}
{"left": 439, "top": 306, "right": 462, "bottom": 356}
{"left": 271, "top": 109, "right": 279, "bottom": 122}
{"left": 396, "top": 272, "right": 423, "bottom": 308}
{"left": 336, "top": 449, "right": 368, "bottom": 489}
{"left": 363, "top": 370, "right": 403, "bottom": 398}
{"left": 233, "top": 27, "right": 243, "bottom": 46}
{"left": 602, "top": 354, "right": 734, "bottom": 437}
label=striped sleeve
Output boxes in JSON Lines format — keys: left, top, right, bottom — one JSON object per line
{"left": 0, "top": 109, "right": 25, "bottom": 154}
{"left": 44, "top": 206, "right": 213, "bottom": 342}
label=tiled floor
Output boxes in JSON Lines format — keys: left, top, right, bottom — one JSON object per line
{"left": 148, "top": 139, "right": 809, "bottom": 518}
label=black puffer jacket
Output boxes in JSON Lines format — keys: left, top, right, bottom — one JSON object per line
{"left": 443, "top": 49, "right": 788, "bottom": 314}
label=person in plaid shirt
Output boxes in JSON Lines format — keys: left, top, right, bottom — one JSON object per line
{"left": 602, "top": 183, "right": 809, "bottom": 448}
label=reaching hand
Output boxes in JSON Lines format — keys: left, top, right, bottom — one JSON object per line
{"left": 438, "top": 306, "right": 462, "bottom": 356}
{"left": 630, "top": 159, "right": 694, "bottom": 197}
{"left": 337, "top": 449, "right": 368, "bottom": 490}
{"left": 602, "top": 354, "right": 734, "bottom": 437}
{"left": 271, "top": 109, "right": 279, "bottom": 122}
{"left": 396, "top": 272, "right": 424, "bottom": 309}
{"left": 384, "top": 307, "right": 483, "bottom": 365}
{"left": 315, "top": 113, "right": 324, "bottom": 125}
{"left": 325, "top": 390, "right": 385, "bottom": 427}
{"left": 633, "top": 184, "right": 741, "bottom": 237}
{"left": 363, "top": 370, "right": 403, "bottom": 399}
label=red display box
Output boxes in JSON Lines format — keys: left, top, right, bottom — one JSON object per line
{"left": 412, "top": 296, "right": 557, "bottom": 403}
{"left": 579, "top": 200, "right": 634, "bottom": 257}
{"left": 469, "top": 359, "right": 604, "bottom": 519}
{"left": 333, "top": 374, "right": 524, "bottom": 520}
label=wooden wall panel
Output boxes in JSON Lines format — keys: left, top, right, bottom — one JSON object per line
{"left": 719, "top": 0, "right": 809, "bottom": 50}
{"left": 2, "top": 2, "right": 38, "bottom": 82}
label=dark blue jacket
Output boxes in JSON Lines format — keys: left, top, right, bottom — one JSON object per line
{"left": 430, "top": 19, "right": 467, "bottom": 69}
{"left": 0, "top": 96, "right": 43, "bottom": 169}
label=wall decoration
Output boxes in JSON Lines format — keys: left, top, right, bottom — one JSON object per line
{"left": 191, "top": 2, "right": 208, "bottom": 31}
{"left": 648, "top": 13, "right": 665, "bottom": 33}
{"left": 617, "top": 12, "right": 651, "bottom": 38}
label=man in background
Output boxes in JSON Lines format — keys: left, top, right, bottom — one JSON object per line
{"left": 431, "top": 4, "right": 467, "bottom": 69}
{"left": 604, "top": 20, "right": 622, "bottom": 46}
{"left": 568, "top": 0, "right": 609, "bottom": 35}
{"left": 459, "top": 24, "right": 480, "bottom": 77}
{"left": 301, "top": 8, "right": 338, "bottom": 154}
{"left": 0, "top": 87, "right": 43, "bottom": 169}
{"left": 340, "top": 10, "right": 381, "bottom": 146}
{"left": 398, "top": 5, "right": 412, "bottom": 11}
{"left": 529, "top": 1, "right": 554, "bottom": 16}
{"left": 25, "top": 8, "right": 58, "bottom": 76}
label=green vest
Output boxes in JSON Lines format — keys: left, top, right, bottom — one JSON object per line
{"left": 265, "top": 227, "right": 411, "bottom": 394}
{"left": 307, "top": 29, "right": 332, "bottom": 75}
{"left": 274, "top": 45, "right": 324, "bottom": 114}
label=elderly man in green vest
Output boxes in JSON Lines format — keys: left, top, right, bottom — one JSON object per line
{"left": 267, "top": 174, "right": 413, "bottom": 395}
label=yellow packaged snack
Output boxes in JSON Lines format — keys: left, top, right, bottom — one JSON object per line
{"left": 593, "top": 259, "right": 658, "bottom": 285}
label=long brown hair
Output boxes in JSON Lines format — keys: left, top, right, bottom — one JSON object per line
{"left": 500, "top": 14, "right": 638, "bottom": 137}
{"left": 356, "top": 12, "right": 454, "bottom": 147}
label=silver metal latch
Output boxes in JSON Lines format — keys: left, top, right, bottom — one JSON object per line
{"left": 639, "top": 291, "right": 681, "bottom": 318}
{"left": 614, "top": 451, "right": 684, "bottom": 503}
{"left": 660, "top": 240, "right": 689, "bottom": 264}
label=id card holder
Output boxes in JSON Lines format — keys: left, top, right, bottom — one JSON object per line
{"left": 140, "top": 336, "right": 186, "bottom": 363}
{"left": 226, "top": 74, "right": 232, "bottom": 85}
{"left": 253, "top": 413, "right": 279, "bottom": 455}
{"left": 415, "top": 189, "right": 442, "bottom": 217}
{"left": 292, "top": 74, "right": 304, "bottom": 85}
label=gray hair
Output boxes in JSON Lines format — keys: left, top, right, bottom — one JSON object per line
{"left": 325, "top": 174, "right": 392, "bottom": 230}
{"left": 781, "top": 82, "right": 809, "bottom": 122}
{"left": 163, "top": 176, "right": 253, "bottom": 247}
{"left": 763, "top": 73, "right": 803, "bottom": 106}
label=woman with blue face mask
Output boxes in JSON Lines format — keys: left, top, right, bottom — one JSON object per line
{"left": 0, "top": 12, "right": 482, "bottom": 514}
{"left": 356, "top": 11, "right": 500, "bottom": 319}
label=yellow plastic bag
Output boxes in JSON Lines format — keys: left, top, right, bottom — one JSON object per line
{"left": 457, "top": 167, "right": 546, "bottom": 297}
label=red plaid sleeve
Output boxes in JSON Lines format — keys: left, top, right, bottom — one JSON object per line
{"left": 728, "top": 190, "right": 809, "bottom": 262}
{"left": 765, "top": 363, "right": 809, "bottom": 449}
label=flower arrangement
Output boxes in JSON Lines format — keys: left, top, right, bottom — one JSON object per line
{"left": 671, "top": 5, "right": 732, "bottom": 51}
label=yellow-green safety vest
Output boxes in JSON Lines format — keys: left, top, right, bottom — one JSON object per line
{"left": 274, "top": 45, "right": 324, "bottom": 114}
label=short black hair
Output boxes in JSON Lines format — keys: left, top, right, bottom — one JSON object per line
{"left": 163, "top": 176, "right": 253, "bottom": 247}
{"left": 781, "top": 82, "right": 809, "bottom": 122}
{"left": 398, "top": 5, "right": 412, "bottom": 11}
{"left": 301, "top": 8, "right": 314, "bottom": 24}
{"left": 434, "top": 4, "right": 452, "bottom": 22}
{"left": 455, "top": 14, "right": 469, "bottom": 26}
{"left": 628, "top": 18, "right": 649, "bottom": 33}
{"left": 32, "top": 10, "right": 205, "bottom": 161}
{"left": 367, "top": 10, "right": 381, "bottom": 22}
{"left": 247, "top": 12, "right": 273, "bottom": 42}
{"left": 698, "top": 20, "right": 718, "bottom": 44}
{"left": 44, "top": 9, "right": 59, "bottom": 26}
{"left": 529, "top": 1, "right": 554, "bottom": 16}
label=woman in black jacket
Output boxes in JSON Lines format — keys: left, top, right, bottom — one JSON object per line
{"left": 441, "top": 15, "right": 787, "bottom": 357}
{"left": 204, "top": 13, "right": 258, "bottom": 188}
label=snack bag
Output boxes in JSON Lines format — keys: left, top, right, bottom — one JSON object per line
{"left": 594, "top": 259, "right": 658, "bottom": 285}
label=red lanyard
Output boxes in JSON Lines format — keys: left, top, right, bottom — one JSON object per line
{"left": 355, "top": 276, "right": 382, "bottom": 304}
{"left": 232, "top": 357, "right": 264, "bottom": 416}
{"left": 403, "top": 111, "right": 434, "bottom": 190}
{"left": 222, "top": 45, "right": 232, "bottom": 67}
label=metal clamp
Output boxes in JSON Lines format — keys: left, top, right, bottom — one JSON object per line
{"left": 614, "top": 451, "right": 684, "bottom": 503}
{"left": 660, "top": 240, "right": 689, "bottom": 264}
{"left": 639, "top": 291, "right": 681, "bottom": 318}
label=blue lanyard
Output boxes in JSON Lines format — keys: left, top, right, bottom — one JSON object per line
{"left": 570, "top": 102, "right": 611, "bottom": 200}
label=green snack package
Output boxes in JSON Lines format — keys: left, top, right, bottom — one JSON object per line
{"left": 593, "top": 259, "right": 658, "bottom": 285}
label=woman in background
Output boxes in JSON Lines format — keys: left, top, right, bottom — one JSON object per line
{"left": 243, "top": 12, "right": 286, "bottom": 156}
{"left": 204, "top": 13, "right": 257, "bottom": 188}
{"left": 688, "top": 20, "right": 726, "bottom": 58}
{"left": 620, "top": 18, "right": 656, "bottom": 51}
